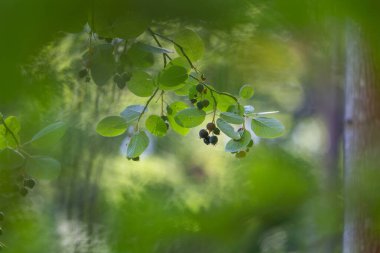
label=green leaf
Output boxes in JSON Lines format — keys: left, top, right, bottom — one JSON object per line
{"left": 227, "top": 104, "right": 244, "bottom": 116}
{"left": 174, "top": 29, "right": 204, "bottom": 62}
{"left": 174, "top": 108, "right": 206, "bottom": 128}
{"left": 90, "top": 44, "right": 115, "bottom": 86}
{"left": 159, "top": 65, "right": 188, "bottom": 89}
{"left": 127, "top": 71, "right": 156, "bottom": 97}
{"left": 26, "top": 156, "right": 61, "bottom": 180}
{"left": 0, "top": 148, "right": 24, "bottom": 169}
{"left": 29, "top": 122, "right": 67, "bottom": 147}
{"left": 127, "top": 131, "right": 149, "bottom": 159}
{"left": 239, "top": 85, "right": 254, "bottom": 99}
{"left": 251, "top": 117, "right": 285, "bottom": 138}
{"left": 215, "top": 93, "right": 237, "bottom": 112}
{"left": 167, "top": 102, "right": 190, "bottom": 136}
{"left": 225, "top": 130, "right": 252, "bottom": 153}
{"left": 216, "top": 118, "right": 241, "bottom": 140}
{"left": 136, "top": 42, "right": 173, "bottom": 54}
{"left": 96, "top": 116, "right": 128, "bottom": 137}
{"left": 168, "top": 57, "right": 191, "bottom": 72}
{"left": 124, "top": 43, "right": 154, "bottom": 68}
{"left": 220, "top": 112, "right": 244, "bottom": 125}
{"left": 120, "top": 105, "right": 145, "bottom": 124}
{"left": 0, "top": 116, "right": 21, "bottom": 149}
{"left": 145, "top": 115, "right": 167, "bottom": 137}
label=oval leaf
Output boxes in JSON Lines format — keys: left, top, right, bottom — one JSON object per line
{"left": 96, "top": 116, "right": 128, "bottom": 137}
{"left": 120, "top": 105, "right": 145, "bottom": 124}
{"left": 167, "top": 102, "right": 190, "bottom": 136}
{"left": 29, "top": 122, "right": 67, "bottom": 147}
{"left": 127, "top": 71, "right": 156, "bottom": 97}
{"left": 251, "top": 117, "right": 285, "bottom": 138}
{"left": 174, "top": 108, "right": 206, "bottom": 128}
{"left": 127, "top": 131, "right": 149, "bottom": 159}
{"left": 174, "top": 29, "right": 204, "bottom": 62}
{"left": 0, "top": 116, "right": 21, "bottom": 148}
{"left": 216, "top": 118, "right": 241, "bottom": 140}
{"left": 90, "top": 44, "right": 115, "bottom": 86}
{"left": 239, "top": 85, "right": 254, "bottom": 99}
{"left": 225, "top": 130, "right": 252, "bottom": 153}
{"left": 145, "top": 115, "right": 167, "bottom": 137}
{"left": 26, "top": 156, "right": 61, "bottom": 180}
{"left": 159, "top": 65, "right": 188, "bottom": 88}
{"left": 0, "top": 148, "right": 24, "bottom": 169}
{"left": 220, "top": 112, "right": 244, "bottom": 125}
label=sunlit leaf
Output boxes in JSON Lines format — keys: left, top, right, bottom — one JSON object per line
{"left": 26, "top": 156, "right": 61, "bottom": 180}
{"left": 120, "top": 105, "right": 145, "bottom": 124}
{"left": 174, "top": 29, "right": 204, "bottom": 62}
{"left": 216, "top": 118, "right": 241, "bottom": 140}
{"left": 96, "top": 116, "right": 128, "bottom": 137}
{"left": 220, "top": 112, "right": 244, "bottom": 124}
{"left": 167, "top": 102, "right": 190, "bottom": 136}
{"left": 225, "top": 130, "right": 251, "bottom": 153}
{"left": 159, "top": 65, "right": 188, "bottom": 89}
{"left": 127, "top": 71, "right": 156, "bottom": 97}
{"left": 145, "top": 115, "right": 167, "bottom": 137}
{"left": 0, "top": 116, "right": 21, "bottom": 148}
{"left": 239, "top": 85, "right": 254, "bottom": 99}
{"left": 174, "top": 108, "right": 206, "bottom": 128}
{"left": 124, "top": 43, "right": 154, "bottom": 68}
{"left": 251, "top": 117, "right": 285, "bottom": 138}
{"left": 127, "top": 131, "right": 149, "bottom": 158}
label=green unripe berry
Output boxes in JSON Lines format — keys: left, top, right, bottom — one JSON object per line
{"left": 166, "top": 106, "right": 173, "bottom": 115}
{"left": 202, "top": 99, "right": 210, "bottom": 108}
{"left": 132, "top": 157, "right": 140, "bottom": 161}
{"left": 206, "top": 122, "right": 216, "bottom": 131}
{"left": 199, "top": 129, "right": 209, "bottom": 139}
{"left": 209, "top": 136, "right": 218, "bottom": 145}
{"left": 247, "top": 139, "right": 254, "bottom": 148}
{"left": 196, "top": 83, "right": 204, "bottom": 93}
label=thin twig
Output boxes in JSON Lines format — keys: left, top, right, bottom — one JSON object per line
{"left": 136, "top": 87, "right": 160, "bottom": 130}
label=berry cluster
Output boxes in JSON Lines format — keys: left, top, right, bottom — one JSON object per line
{"left": 17, "top": 175, "right": 36, "bottom": 197}
{"left": 199, "top": 122, "right": 220, "bottom": 146}
{"left": 190, "top": 83, "right": 210, "bottom": 110}
{"left": 113, "top": 72, "right": 131, "bottom": 89}
{"left": 78, "top": 68, "right": 91, "bottom": 82}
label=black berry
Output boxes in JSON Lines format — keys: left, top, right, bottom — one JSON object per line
{"left": 203, "top": 136, "right": 210, "bottom": 145}
{"left": 209, "top": 136, "right": 218, "bottom": 145}
{"left": 202, "top": 99, "right": 210, "bottom": 108}
{"left": 197, "top": 101, "right": 204, "bottom": 110}
{"left": 196, "top": 83, "right": 204, "bottom": 93}
{"left": 190, "top": 98, "right": 197, "bottom": 104}
{"left": 206, "top": 122, "right": 216, "bottom": 131}
{"left": 24, "top": 178, "right": 36, "bottom": 189}
{"left": 121, "top": 72, "right": 132, "bottom": 82}
{"left": 132, "top": 157, "right": 140, "bottom": 161}
{"left": 85, "top": 76, "right": 91, "bottom": 82}
{"left": 213, "top": 128, "right": 220, "bottom": 135}
{"left": 199, "top": 129, "right": 209, "bottom": 139}
{"left": 19, "top": 187, "right": 28, "bottom": 196}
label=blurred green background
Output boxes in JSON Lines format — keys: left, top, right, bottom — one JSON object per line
{"left": 1, "top": 0, "right": 380, "bottom": 252}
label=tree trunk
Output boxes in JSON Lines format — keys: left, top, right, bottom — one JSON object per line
{"left": 343, "top": 22, "right": 380, "bottom": 253}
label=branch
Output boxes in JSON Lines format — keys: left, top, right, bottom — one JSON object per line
{"left": 136, "top": 87, "right": 160, "bottom": 130}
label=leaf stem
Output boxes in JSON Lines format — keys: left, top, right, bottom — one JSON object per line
{"left": 136, "top": 87, "right": 160, "bottom": 130}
